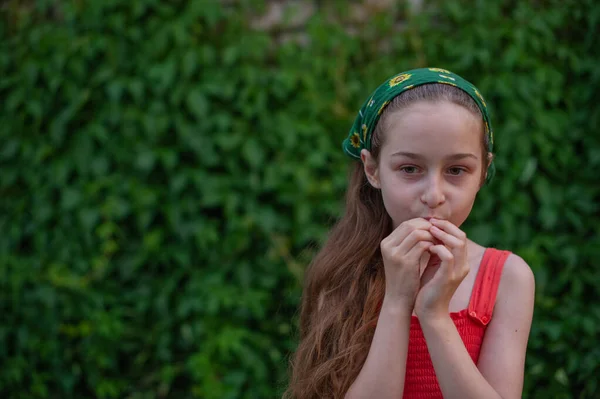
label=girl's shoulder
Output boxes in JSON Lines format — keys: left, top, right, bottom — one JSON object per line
{"left": 474, "top": 246, "right": 535, "bottom": 326}
{"left": 468, "top": 241, "right": 535, "bottom": 299}
{"left": 469, "top": 241, "right": 534, "bottom": 285}
{"left": 497, "top": 252, "right": 536, "bottom": 297}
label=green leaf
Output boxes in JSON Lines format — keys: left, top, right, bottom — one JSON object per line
{"left": 186, "top": 89, "right": 209, "bottom": 120}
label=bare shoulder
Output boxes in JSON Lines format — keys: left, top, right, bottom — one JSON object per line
{"left": 492, "top": 252, "right": 536, "bottom": 330}
{"left": 498, "top": 253, "right": 536, "bottom": 298}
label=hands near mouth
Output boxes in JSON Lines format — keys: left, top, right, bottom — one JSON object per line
{"left": 380, "top": 217, "right": 469, "bottom": 318}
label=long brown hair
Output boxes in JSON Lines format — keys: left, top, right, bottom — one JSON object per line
{"left": 283, "top": 83, "right": 489, "bottom": 399}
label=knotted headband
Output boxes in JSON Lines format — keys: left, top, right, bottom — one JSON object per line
{"left": 342, "top": 67, "right": 495, "bottom": 184}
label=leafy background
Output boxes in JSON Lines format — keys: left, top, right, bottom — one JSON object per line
{"left": 1, "top": 0, "right": 599, "bottom": 398}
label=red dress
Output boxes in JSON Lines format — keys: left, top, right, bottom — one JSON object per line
{"left": 402, "top": 248, "right": 511, "bottom": 398}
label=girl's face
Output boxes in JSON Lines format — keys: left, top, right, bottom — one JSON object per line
{"left": 362, "top": 101, "right": 486, "bottom": 229}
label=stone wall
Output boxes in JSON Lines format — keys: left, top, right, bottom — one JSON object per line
{"left": 223, "top": 0, "right": 424, "bottom": 44}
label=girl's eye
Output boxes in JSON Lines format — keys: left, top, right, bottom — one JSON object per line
{"left": 400, "top": 166, "right": 419, "bottom": 174}
{"left": 448, "top": 167, "right": 465, "bottom": 176}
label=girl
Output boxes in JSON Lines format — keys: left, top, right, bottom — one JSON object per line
{"left": 284, "top": 68, "right": 535, "bottom": 399}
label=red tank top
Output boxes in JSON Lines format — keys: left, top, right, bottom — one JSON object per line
{"left": 402, "top": 248, "right": 511, "bottom": 398}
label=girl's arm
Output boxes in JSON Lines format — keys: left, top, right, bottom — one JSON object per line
{"left": 420, "top": 254, "right": 535, "bottom": 399}
{"left": 344, "top": 297, "right": 412, "bottom": 399}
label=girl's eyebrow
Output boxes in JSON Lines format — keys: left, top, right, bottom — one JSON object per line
{"left": 391, "top": 151, "right": 479, "bottom": 161}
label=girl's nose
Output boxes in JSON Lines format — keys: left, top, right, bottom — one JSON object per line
{"left": 420, "top": 176, "right": 446, "bottom": 208}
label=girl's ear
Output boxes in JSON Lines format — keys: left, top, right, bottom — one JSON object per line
{"left": 361, "top": 149, "right": 381, "bottom": 189}
{"left": 486, "top": 152, "right": 495, "bottom": 168}
{"left": 480, "top": 152, "right": 495, "bottom": 187}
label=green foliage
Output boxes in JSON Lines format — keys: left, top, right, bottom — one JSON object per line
{"left": 1, "top": 0, "right": 599, "bottom": 397}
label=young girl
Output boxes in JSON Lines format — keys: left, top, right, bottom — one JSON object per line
{"left": 284, "top": 68, "right": 535, "bottom": 399}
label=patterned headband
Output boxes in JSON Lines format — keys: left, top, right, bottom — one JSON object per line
{"left": 342, "top": 67, "right": 495, "bottom": 184}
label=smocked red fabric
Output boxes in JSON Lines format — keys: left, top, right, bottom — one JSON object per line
{"left": 402, "top": 248, "right": 511, "bottom": 398}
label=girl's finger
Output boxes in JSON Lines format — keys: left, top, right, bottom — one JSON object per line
{"left": 420, "top": 245, "right": 452, "bottom": 284}
{"left": 430, "top": 225, "right": 463, "bottom": 249}
{"left": 429, "top": 218, "right": 467, "bottom": 240}
{"left": 419, "top": 251, "right": 431, "bottom": 278}
{"left": 428, "top": 244, "right": 454, "bottom": 265}
{"left": 398, "top": 228, "right": 435, "bottom": 254}
{"left": 404, "top": 234, "right": 435, "bottom": 261}
{"left": 384, "top": 218, "right": 432, "bottom": 247}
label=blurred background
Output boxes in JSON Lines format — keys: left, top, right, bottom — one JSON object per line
{"left": 1, "top": 0, "right": 599, "bottom": 398}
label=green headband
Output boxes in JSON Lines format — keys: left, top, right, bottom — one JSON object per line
{"left": 342, "top": 67, "right": 495, "bottom": 184}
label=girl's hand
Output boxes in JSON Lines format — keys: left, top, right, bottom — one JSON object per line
{"left": 380, "top": 218, "right": 435, "bottom": 309}
{"left": 414, "top": 218, "right": 470, "bottom": 319}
